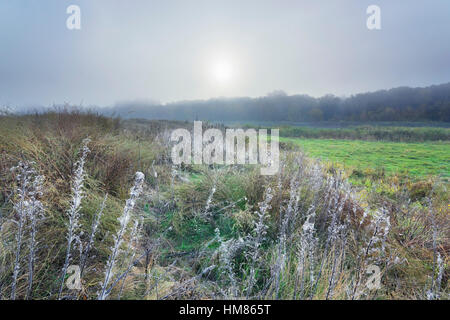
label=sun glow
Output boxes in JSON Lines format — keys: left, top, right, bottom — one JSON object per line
{"left": 211, "top": 60, "right": 234, "bottom": 84}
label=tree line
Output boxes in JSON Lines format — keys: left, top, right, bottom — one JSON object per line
{"left": 106, "top": 82, "right": 450, "bottom": 122}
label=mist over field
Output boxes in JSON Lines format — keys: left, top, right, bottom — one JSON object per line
{"left": 0, "top": 1, "right": 448, "bottom": 303}
{"left": 1, "top": 0, "right": 450, "bottom": 108}
{"left": 104, "top": 83, "right": 450, "bottom": 122}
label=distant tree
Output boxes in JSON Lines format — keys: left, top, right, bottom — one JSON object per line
{"left": 105, "top": 83, "right": 450, "bottom": 122}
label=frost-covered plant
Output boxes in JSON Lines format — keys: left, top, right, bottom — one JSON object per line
{"left": 170, "top": 164, "right": 179, "bottom": 200}
{"left": 312, "top": 174, "right": 352, "bottom": 300}
{"left": 246, "top": 187, "right": 272, "bottom": 298}
{"left": 273, "top": 173, "right": 300, "bottom": 299}
{"left": 310, "top": 175, "right": 344, "bottom": 297}
{"left": 365, "top": 207, "right": 391, "bottom": 263}
{"left": 26, "top": 174, "right": 44, "bottom": 300}
{"left": 426, "top": 252, "right": 444, "bottom": 300}
{"left": 283, "top": 172, "right": 301, "bottom": 237}
{"left": 216, "top": 228, "right": 246, "bottom": 299}
{"left": 98, "top": 171, "right": 145, "bottom": 300}
{"left": 295, "top": 208, "right": 318, "bottom": 299}
{"left": 434, "top": 253, "right": 444, "bottom": 299}
{"left": 426, "top": 208, "right": 445, "bottom": 300}
{"left": 117, "top": 217, "right": 143, "bottom": 299}
{"left": 326, "top": 222, "right": 348, "bottom": 300}
{"left": 9, "top": 161, "right": 43, "bottom": 300}
{"left": 352, "top": 206, "right": 390, "bottom": 299}
{"left": 10, "top": 162, "right": 33, "bottom": 299}
{"left": 58, "top": 138, "right": 90, "bottom": 299}
{"left": 203, "top": 183, "right": 216, "bottom": 216}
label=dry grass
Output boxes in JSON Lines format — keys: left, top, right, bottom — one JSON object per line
{"left": 0, "top": 110, "right": 448, "bottom": 300}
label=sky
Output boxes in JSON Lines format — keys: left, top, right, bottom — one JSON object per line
{"left": 0, "top": 0, "right": 449, "bottom": 108}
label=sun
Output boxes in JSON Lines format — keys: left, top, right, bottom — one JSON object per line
{"left": 211, "top": 60, "right": 233, "bottom": 84}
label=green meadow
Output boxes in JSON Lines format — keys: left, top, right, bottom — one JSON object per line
{"left": 280, "top": 137, "right": 450, "bottom": 180}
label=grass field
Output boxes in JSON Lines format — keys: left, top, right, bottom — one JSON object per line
{"left": 281, "top": 137, "right": 450, "bottom": 180}
{"left": 0, "top": 113, "right": 448, "bottom": 300}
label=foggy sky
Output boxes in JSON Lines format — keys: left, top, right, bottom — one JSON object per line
{"left": 1, "top": 0, "right": 449, "bottom": 108}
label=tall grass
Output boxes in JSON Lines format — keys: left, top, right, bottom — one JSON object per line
{"left": 0, "top": 111, "right": 447, "bottom": 300}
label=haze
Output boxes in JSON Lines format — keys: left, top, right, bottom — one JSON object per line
{"left": 0, "top": 0, "right": 449, "bottom": 108}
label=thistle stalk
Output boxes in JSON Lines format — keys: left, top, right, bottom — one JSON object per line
{"left": 26, "top": 175, "right": 44, "bottom": 300}
{"left": 58, "top": 138, "right": 90, "bottom": 299}
{"left": 10, "top": 161, "right": 35, "bottom": 300}
{"left": 98, "top": 172, "right": 145, "bottom": 300}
